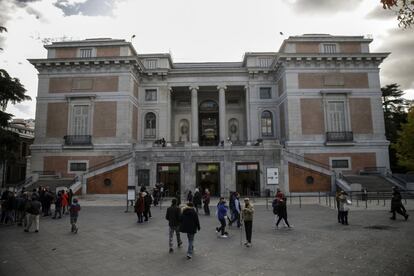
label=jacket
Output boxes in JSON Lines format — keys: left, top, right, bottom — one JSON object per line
{"left": 242, "top": 203, "right": 254, "bottom": 221}
{"left": 180, "top": 206, "right": 200, "bottom": 234}
{"left": 27, "top": 200, "right": 41, "bottom": 215}
{"left": 193, "top": 192, "right": 202, "bottom": 206}
{"left": 202, "top": 193, "right": 210, "bottom": 204}
{"left": 217, "top": 203, "right": 228, "bottom": 220}
{"left": 338, "top": 195, "right": 349, "bottom": 212}
{"left": 135, "top": 197, "right": 145, "bottom": 213}
{"left": 70, "top": 203, "right": 81, "bottom": 218}
{"left": 165, "top": 205, "right": 181, "bottom": 227}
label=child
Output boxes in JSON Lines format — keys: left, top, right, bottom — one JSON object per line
{"left": 69, "top": 198, "right": 81, "bottom": 233}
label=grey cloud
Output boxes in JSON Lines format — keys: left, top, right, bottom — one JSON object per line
{"left": 14, "top": 104, "right": 33, "bottom": 116}
{"left": 286, "top": 0, "right": 362, "bottom": 14}
{"left": 378, "top": 28, "right": 414, "bottom": 91}
{"left": 54, "top": 0, "right": 115, "bottom": 17}
{"left": 366, "top": 5, "right": 396, "bottom": 20}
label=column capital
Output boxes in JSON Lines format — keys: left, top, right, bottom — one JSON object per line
{"left": 189, "top": 86, "right": 199, "bottom": 92}
{"left": 217, "top": 85, "right": 227, "bottom": 91}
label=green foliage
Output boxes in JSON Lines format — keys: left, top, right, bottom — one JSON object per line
{"left": 381, "top": 0, "right": 414, "bottom": 28}
{"left": 394, "top": 108, "right": 414, "bottom": 170}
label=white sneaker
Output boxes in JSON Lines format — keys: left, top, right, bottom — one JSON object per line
{"left": 220, "top": 234, "right": 228, "bottom": 238}
{"left": 246, "top": 243, "right": 251, "bottom": 247}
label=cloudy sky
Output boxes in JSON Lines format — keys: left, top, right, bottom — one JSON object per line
{"left": 1, "top": 0, "right": 413, "bottom": 119}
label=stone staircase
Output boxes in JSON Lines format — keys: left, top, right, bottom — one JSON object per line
{"left": 343, "top": 174, "right": 395, "bottom": 192}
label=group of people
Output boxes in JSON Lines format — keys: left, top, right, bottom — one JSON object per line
{"left": 186, "top": 188, "right": 211, "bottom": 215}
{"left": 134, "top": 186, "right": 153, "bottom": 223}
{"left": 0, "top": 186, "right": 81, "bottom": 233}
{"left": 165, "top": 195, "right": 255, "bottom": 260}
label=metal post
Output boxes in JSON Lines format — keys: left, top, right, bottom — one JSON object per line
{"left": 383, "top": 198, "right": 386, "bottom": 206}
{"left": 377, "top": 192, "right": 379, "bottom": 205}
{"left": 329, "top": 195, "right": 331, "bottom": 207}
{"left": 299, "top": 195, "right": 301, "bottom": 208}
{"left": 266, "top": 194, "right": 268, "bottom": 210}
{"left": 318, "top": 192, "right": 321, "bottom": 204}
{"left": 325, "top": 193, "right": 328, "bottom": 206}
{"left": 365, "top": 194, "right": 368, "bottom": 209}
{"left": 290, "top": 196, "right": 292, "bottom": 205}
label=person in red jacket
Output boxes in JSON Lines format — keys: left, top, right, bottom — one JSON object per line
{"left": 135, "top": 192, "right": 145, "bottom": 223}
{"left": 61, "top": 190, "right": 69, "bottom": 215}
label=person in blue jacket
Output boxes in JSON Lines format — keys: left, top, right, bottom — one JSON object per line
{"left": 215, "top": 197, "right": 229, "bottom": 238}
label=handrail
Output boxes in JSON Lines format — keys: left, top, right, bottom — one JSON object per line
{"left": 84, "top": 151, "right": 133, "bottom": 176}
{"left": 283, "top": 149, "right": 331, "bottom": 170}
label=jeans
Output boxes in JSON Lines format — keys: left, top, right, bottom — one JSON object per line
{"left": 204, "top": 203, "right": 210, "bottom": 215}
{"left": 136, "top": 212, "right": 143, "bottom": 223}
{"left": 26, "top": 214, "right": 39, "bottom": 231}
{"left": 53, "top": 207, "right": 62, "bottom": 218}
{"left": 230, "top": 212, "right": 241, "bottom": 227}
{"left": 169, "top": 226, "right": 182, "bottom": 249}
{"left": 70, "top": 217, "right": 78, "bottom": 232}
{"left": 339, "top": 211, "right": 348, "bottom": 225}
{"left": 187, "top": 233, "right": 194, "bottom": 256}
{"left": 276, "top": 215, "right": 290, "bottom": 227}
{"left": 218, "top": 218, "right": 226, "bottom": 235}
{"left": 244, "top": 220, "right": 253, "bottom": 243}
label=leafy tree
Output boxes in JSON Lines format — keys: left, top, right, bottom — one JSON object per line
{"left": 381, "top": 0, "right": 414, "bottom": 28}
{"left": 394, "top": 107, "right": 414, "bottom": 170}
{"left": 381, "top": 83, "right": 408, "bottom": 172}
{"left": 0, "top": 26, "right": 31, "bottom": 186}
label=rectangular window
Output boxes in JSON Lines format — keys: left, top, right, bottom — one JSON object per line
{"left": 71, "top": 105, "right": 90, "bottom": 135}
{"left": 327, "top": 101, "right": 346, "bottom": 132}
{"left": 80, "top": 48, "right": 92, "bottom": 58}
{"left": 330, "top": 158, "right": 351, "bottom": 170}
{"left": 69, "top": 162, "right": 87, "bottom": 172}
{"left": 258, "top": 58, "right": 272, "bottom": 67}
{"left": 227, "top": 98, "right": 240, "bottom": 105}
{"left": 147, "top": 59, "right": 158, "bottom": 69}
{"left": 145, "top": 89, "right": 157, "bottom": 101}
{"left": 323, "top": 44, "right": 337, "bottom": 54}
{"left": 72, "top": 78, "right": 94, "bottom": 90}
{"left": 259, "top": 87, "right": 272, "bottom": 99}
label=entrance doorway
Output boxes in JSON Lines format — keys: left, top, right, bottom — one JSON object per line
{"left": 196, "top": 163, "right": 220, "bottom": 196}
{"left": 157, "top": 164, "right": 180, "bottom": 197}
{"left": 236, "top": 163, "right": 260, "bottom": 196}
{"left": 199, "top": 100, "right": 219, "bottom": 146}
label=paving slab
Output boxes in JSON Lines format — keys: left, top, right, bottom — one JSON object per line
{"left": 0, "top": 203, "right": 413, "bottom": 276}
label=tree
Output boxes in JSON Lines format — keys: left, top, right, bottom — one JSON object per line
{"left": 394, "top": 107, "right": 414, "bottom": 170}
{"left": 381, "top": 0, "right": 414, "bottom": 28}
{"left": 381, "top": 83, "right": 408, "bottom": 172}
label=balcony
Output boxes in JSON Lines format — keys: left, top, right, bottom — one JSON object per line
{"left": 326, "top": 132, "right": 354, "bottom": 143}
{"left": 64, "top": 135, "right": 92, "bottom": 146}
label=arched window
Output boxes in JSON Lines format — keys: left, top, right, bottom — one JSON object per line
{"left": 144, "top": 112, "right": 156, "bottom": 138}
{"left": 261, "top": 111, "right": 273, "bottom": 137}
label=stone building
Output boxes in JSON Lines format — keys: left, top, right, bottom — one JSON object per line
{"left": 28, "top": 34, "right": 389, "bottom": 196}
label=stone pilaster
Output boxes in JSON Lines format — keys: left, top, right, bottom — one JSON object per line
{"left": 218, "top": 85, "right": 227, "bottom": 143}
{"left": 190, "top": 86, "right": 199, "bottom": 146}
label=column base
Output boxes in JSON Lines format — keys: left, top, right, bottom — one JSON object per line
{"left": 191, "top": 142, "right": 199, "bottom": 147}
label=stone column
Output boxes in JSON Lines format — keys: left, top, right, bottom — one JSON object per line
{"left": 167, "top": 87, "right": 172, "bottom": 146}
{"left": 190, "top": 86, "right": 199, "bottom": 146}
{"left": 244, "top": 85, "right": 252, "bottom": 145}
{"left": 218, "top": 85, "right": 227, "bottom": 143}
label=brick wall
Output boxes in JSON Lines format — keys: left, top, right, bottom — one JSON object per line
{"left": 300, "top": 99, "right": 324, "bottom": 135}
{"left": 87, "top": 164, "right": 128, "bottom": 194}
{"left": 46, "top": 103, "right": 68, "bottom": 137}
{"left": 49, "top": 76, "right": 119, "bottom": 93}
{"left": 350, "top": 98, "right": 373, "bottom": 134}
{"left": 298, "top": 73, "right": 369, "bottom": 89}
{"left": 288, "top": 163, "right": 331, "bottom": 192}
{"left": 93, "top": 102, "right": 117, "bottom": 137}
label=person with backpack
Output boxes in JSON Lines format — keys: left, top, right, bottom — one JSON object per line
{"left": 165, "top": 198, "right": 182, "bottom": 253}
{"left": 69, "top": 198, "right": 81, "bottom": 233}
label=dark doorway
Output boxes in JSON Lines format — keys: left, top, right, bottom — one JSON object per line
{"left": 196, "top": 163, "right": 220, "bottom": 196}
{"left": 236, "top": 163, "right": 260, "bottom": 196}
{"left": 199, "top": 100, "right": 219, "bottom": 146}
{"left": 157, "top": 164, "right": 180, "bottom": 197}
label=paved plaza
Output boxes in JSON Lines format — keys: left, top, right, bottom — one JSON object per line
{"left": 0, "top": 199, "right": 413, "bottom": 276}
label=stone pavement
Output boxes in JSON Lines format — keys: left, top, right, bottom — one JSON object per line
{"left": 0, "top": 202, "right": 413, "bottom": 276}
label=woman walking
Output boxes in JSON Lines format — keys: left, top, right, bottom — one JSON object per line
{"left": 242, "top": 198, "right": 254, "bottom": 247}
{"left": 180, "top": 202, "right": 201, "bottom": 260}
{"left": 275, "top": 196, "right": 291, "bottom": 229}
{"left": 135, "top": 192, "right": 145, "bottom": 223}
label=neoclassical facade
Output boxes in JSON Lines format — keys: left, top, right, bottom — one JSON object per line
{"left": 28, "top": 34, "right": 389, "bottom": 196}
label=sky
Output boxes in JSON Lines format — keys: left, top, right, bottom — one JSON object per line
{"left": 1, "top": 0, "right": 413, "bottom": 119}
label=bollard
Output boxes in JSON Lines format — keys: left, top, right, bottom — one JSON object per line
{"left": 365, "top": 196, "right": 368, "bottom": 209}
{"left": 329, "top": 196, "right": 331, "bottom": 207}
{"left": 318, "top": 192, "right": 321, "bottom": 204}
{"left": 377, "top": 192, "right": 380, "bottom": 205}
{"left": 299, "top": 195, "right": 302, "bottom": 208}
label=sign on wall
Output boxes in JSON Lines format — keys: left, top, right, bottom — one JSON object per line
{"left": 127, "top": 186, "right": 136, "bottom": 201}
{"left": 267, "top": 168, "right": 279, "bottom": 185}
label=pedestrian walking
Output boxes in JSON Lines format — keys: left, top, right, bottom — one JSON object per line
{"left": 275, "top": 196, "right": 291, "bottom": 229}
{"left": 53, "top": 191, "right": 62, "bottom": 219}
{"left": 202, "top": 189, "right": 210, "bottom": 216}
{"left": 179, "top": 202, "right": 200, "bottom": 260}
{"left": 187, "top": 190, "right": 193, "bottom": 203}
{"left": 69, "top": 198, "right": 81, "bottom": 233}
{"left": 229, "top": 193, "right": 241, "bottom": 228}
{"left": 338, "top": 191, "right": 350, "bottom": 225}
{"left": 143, "top": 192, "right": 152, "bottom": 221}
{"left": 135, "top": 192, "right": 145, "bottom": 223}
{"left": 216, "top": 197, "right": 229, "bottom": 238}
{"left": 62, "top": 190, "right": 69, "bottom": 215}
{"left": 390, "top": 186, "right": 409, "bottom": 221}
{"left": 335, "top": 190, "right": 341, "bottom": 223}
{"left": 24, "top": 194, "right": 41, "bottom": 233}
{"left": 241, "top": 198, "right": 254, "bottom": 247}
{"left": 193, "top": 188, "right": 202, "bottom": 214}
{"left": 165, "top": 198, "right": 182, "bottom": 253}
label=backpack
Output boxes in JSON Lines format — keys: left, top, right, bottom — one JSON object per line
{"left": 272, "top": 199, "right": 278, "bottom": 215}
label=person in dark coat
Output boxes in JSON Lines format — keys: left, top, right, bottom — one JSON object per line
{"left": 24, "top": 194, "right": 41, "bottom": 233}
{"left": 193, "top": 188, "right": 202, "bottom": 214}
{"left": 180, "top": 202, "right": 200, "bottom": 260}
{"left": 187, "top": 191, "right": 193, "bottom": 203}
{"left": 202, "top": 189, "right": 210, "bottom": 216}
{"left": 390, "top": 187, "right": 409, "bottom": 220}
{"left": 53, "top": 191, "right": 62, "bottom": 219}
{"left": 135, "top": 192, "right": 145, "bottom": 223}
{"left": 143, "top": 192, "right": 152, "bottom": 221}
{"left": 275, "top": 196, "right": 291, "bottom": 229}
{"left": 165, "top": 198, "right": 182, "bottom": 253}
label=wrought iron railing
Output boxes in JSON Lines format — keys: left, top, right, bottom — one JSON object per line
{"left": 64, "top": 135, "right": 92, "bottom": 146}
{"left": 326, "top": 131, "right": 353, "bottom": 142}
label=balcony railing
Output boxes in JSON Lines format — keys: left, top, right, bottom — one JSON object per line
{"left": 64, "top": 135, "right": 92, "bottom": 146}
{"left": 326, "top": 131, "right": 353, "bottom": 142}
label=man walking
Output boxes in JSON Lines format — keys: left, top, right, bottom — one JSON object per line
{"left": 242, "top": 198, "right": 254, "bottom": 247}
{"left": 69, "top": 198, "right": 81, "bottom": 233}
{"left": 229, "top": 193, "right": 241, "bottom": 228}
{"left": 202, "top": 189, "right": 210, "bottom": 216}
{"left": 216, "top": 197, "right": 229, "bottom": 238}
{"left": 390, "top": 186, "right": 409, "bottom": 221}
{"left": 193, "top": 188, "right": 202, "bottom": 214}
{"left": 165, "top": 198, "right": 182, "bottom": 253}
{"left": 24, "top": 194, "right": 41, "bottom": 233}
{"left": 180, "top": 202, "right": 200, "bottom": 260}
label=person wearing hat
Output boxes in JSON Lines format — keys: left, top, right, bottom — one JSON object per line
{"left": 241, "top": 198, "right": 254, "bottom": 247}
{"left": 69, "top": 198, "right": 81, "bottom": 233}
